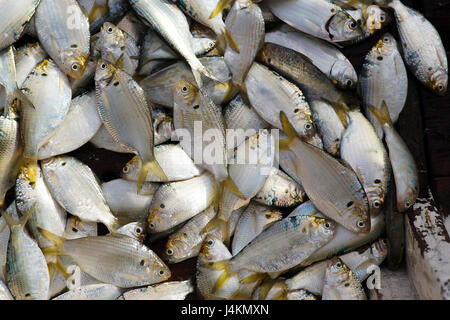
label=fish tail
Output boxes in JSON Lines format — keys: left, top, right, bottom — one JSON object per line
{"left": 86, "top": 0, "right": 109, "bottom": 23}
{"left": 190, "top": 59, "right": 220, "bottom": 88}
{"left": 201, "top": 216, "right": 228, "bottom": 238}
{"left": 236, "top": 82, "right": 252, "bottom": 108}
{"left": 322, "top": 98, "right": 350, "bottom": 128}
{"left": 239, "top": 272, "right": 266, "bottom": 284}
{"left": 279, "top": 111, "right": 297, "bottom": 152}
{"left": 49, "top": 257, "right": 71, "bottom": 278}
{"left": 40, "top": 228, "right": 66, "bottom": 255}
{"left": 137, "top": 159, "right": 167, "bottom": 193}
{"left": 1, "top": 203, "right": 35, "bottom": 228}
{"left": 223, "top": 177, "right": 244, "bottom": 199}
{"left": 368, "top": 100, "right": 392, "bottom": 128}
{"left": 209, "top": 0, "right": 233, "bottom": 19}
{"left": 207, "top": 259, "right": 236, "bottom": 293}
{"left": 229, "top": 288, "right": 251, "bottom": 300}
{"left": 223, "top": 27, "right": 240, "bottom": 53}
{"left": 221, "top": 82, "right": 239, "bottom": 105}
{"left": 258, "top": 278, "right": 276, "bottom": 300}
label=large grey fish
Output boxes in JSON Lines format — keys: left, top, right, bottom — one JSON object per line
{"left": 340, "top": 110, "right": 390, "bottom": 216}
{"left": 35, "top": 0, "right": 90, "bottom": 80}
{"left": 95, "top": 60, "right": 166, "bottom": 191}
{"left": 279, "top": 112, "right": 370, "bottom": 233}
{"left": 256, "top": 43, "right": 360, "bottom": 110}
{"left": 20, "top": 59, "right": 72, "bottom": 160}
{"left": 15, "top": 164, "right": 67, "bottom": 250}
{"left": 0, "top": 0, "right": 41, "bottom": 51}
{"left": 360, "top": 33, "right": 408, "bottom": 138}
{"left": 245, "top": 63, "right": 321, "bottom": 148}
{"left": 38, "top": 91, "right": 102, "bottom": 159}
{"left": 265, "top": 25, "right": 357, "bottom": 89}
{"left": 224, "top": 0, "right": 265, "bottom": 101}
{"left": 369, "top": 102, "right": 419, "bottom": 212}
{"left": 41, "top": 156, "right": 119, "bottom": 232}
{"left": 173, "top": 79, "right": 228, "bottom": 181}
{"left": 388, "top": 0, "right": 447, "bottom": 95}
{"left": 129, "top": 0, "right": 217, "bottom": 86}
{"left": 0, "top": 105, "right": 22, "bottom": 207}
{"left": 266, "top": 0, "right": 363, "bottom": 42}
{"left": 121, "top": 144, "right": 203, "bottom": 183}
{"left": 14, "top": 43, "right": 47, "bottom": 88}
{"left": 140, "top": 57, "right": 232, "bottom": 108}
{"left": 147, "top": 172, "right": 216, "bottom": 233}
{"left": 42, "top": 231, "right": 171, "bottom": 288}
{"left": 322, "top": 257, "right": 367, "bottom": 300}
{"left": 3, "top": 206, "right": 50, "bottom": 300}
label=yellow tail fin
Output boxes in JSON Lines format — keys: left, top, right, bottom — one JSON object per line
{"left": 239, "top": 272, "right": 266, "bottom": 284}
{"left": 223, "top": 177, "right": 244, "bottom": 199}
{"left": 40, "top": 228, "right": 66, "bottom": 256}
{"left": 137, "top": 158, "right": 167, "bottom": 193}
{"left": 258, "top": 278, "right": 276, "bottom": 300}
{"left": 1, "top": 203, "right": 35, "bottom": 229}
{"left": 279, "top": 111, "right": 297, "bottom": 151}
{"left": 368, "top": 100, "right": 392, "bottom": 128}
{"left": 221, "top": 82, "right": 239, "bottom": 105}
{"left": 322, "top": 98, "right": 350, "bottom": 128}
{"left": 223, "top": 27, "right": 240, "bottom": 53}
{"left": 48, "top": 257, "right": 71, "bottom": 278}
{"left": 206, "top": 260, "right": 236, "bottom": 293}
{"left": 210, "top": 0, "right": 233, "bottom": 19}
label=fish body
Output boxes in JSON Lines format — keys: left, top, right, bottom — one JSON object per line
{"left": 52, "top": 283, "right": 123, "bottom": 300}
{"left": 35, "top": 0, "right": 90, "bottom": 80}
{"left": 119, "top": 280, "right": 193, "bottom": 300}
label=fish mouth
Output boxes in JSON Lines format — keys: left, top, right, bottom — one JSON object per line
{"left": 429, "top": 69, "right": 448, "bottom": 96}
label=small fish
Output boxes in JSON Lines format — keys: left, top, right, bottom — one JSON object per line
{"left": 360, "top": 33, "right": 408, "bottom": 138}
{"left": 130, "top": 0, "right": 217, "bottom": 86}
{"left": 279, "top": 112, "right": 370, "bottom": 233}
{"left": 42, "top": 231, "right": 171, "bottom": 288}
{"left": 121, "top": 144, "right": 203, "bottom": 183}
{"left": 322, "top": 257, "right": 367, "bottom": 300}
{"left": 38, "top": 91, "right": 102, "bottom": 159}
{"left": 117, "top": 221, "right": 147, "bottom": 243}
{"left": 369, "top": 102, "right": 419, "bottom": 212}
{"left": 3, "top": 205, "right": 50, "bottom": 300}
{"left": 389, "top": 0, "right": 447, "bottom": 95}
{"left": 253, "top": 168, "right": 305, "bottom": 208}
{"left": 119, "top": 280, "right": 193, "bottom": 300}
{"left": 231, "top": 203, "right": 282, "bottom": 256}
{"left": 266, "top": 0, "right": 363, "bottom": 42}
{"left": 95, "top": 60, "right": 167, "bottom": 191}
{"left": 0, "top": 0, "right": 41, "bottom": 51}
{"left": 14, "top": 42, "right": 47, "bottom": 88}
{"left": 35, "top": 0, "right": 90, "bottom": 80}
{"left": 41, "top": 156, "right": 119, "bottom": 232}
{"left": 265, "top": 25, "right": 357, "bottom": 89}
{"left": 101, "top": 179, "right": 157, "bottom": 225}
{"left": 52, "top": 284, "right": 123, "bottom": 300}
{"left": 140, "top": 57, "right": 232, "bottom": 108}
{"left": 147, "top": 172, "right": 216, "bottom": 233}
{"left": 173, "top": 79, "right": 228, "bottom": 181}
{"left": 20, "top": 59, "right": 72, "bottom": 159}
{"left": 340, "top": 110, "right": 391, "bottom": 216}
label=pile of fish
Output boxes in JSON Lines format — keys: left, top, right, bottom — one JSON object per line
{"left": 0, "top": 0, "right": 447, "bottom": 300}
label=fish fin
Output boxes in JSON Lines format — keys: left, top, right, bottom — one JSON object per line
{"left": 22, "top": 159, "right": 38, "bottom": 188}
{"left": 190, "top": 60, "right": 220, "bottom": 88}
{"left": 115, "top": 53, "right": 125, "bottom": 70}
{"left": 209, "top": 0, "right": 233, "bottom": 19}
{"left": 39, "top": 228, "right": 65, "bottom": 255}
{"left": 258, "top": 278, "right": 276, "bottom": 300}
{"left": 322, "top": 97, "right": 350, "bottom": 128}
{"left": 279, "top": 111, "right": 297, "bottom": 151}
{"left": 207, "top": 260, "right": 236, "bottom": 293}
{"left": 229, "top": 289, "right": 250, "bottom": 300}
{"left": 47, "top": 263, "right": 54, "bottom": 280}
{"left": 201, "top": 217, "right": 228, "bottom": 239}
{"left": 137, "top": 159, "right": 167, "bottom": 193}
{"left": 15, "top": 89, "right": 35, "bottom": 110}
{"left": 236, "top": 82, "right": 252, "bottom": 108}
{"left": 220, "top": 82, "right": 239, "bottom": 104}
{"left": 223, "top": 177, "right": 245, "bottom": 199}
{"left": 52, "top": 257, "right": 71, "bottom": 278}
{"left": 239, "top": 272, "right": 266, "bottom": 284}
{"left": 87, "top": 0, "right": 109, "bottom": 24}
{"left": 223, "top": 27, "right": 240, "bottom": 53}
{"left": 0, "top": 203, "right": 35, "bottom": 228}
{"left": 368, "top": 101, "right": 392, "bottom": 127}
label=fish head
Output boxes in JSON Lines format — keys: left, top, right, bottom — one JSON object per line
{"left": 173, "top": 79, "right": 200, "bottom": 111}
{"left": 118, "top": 221, "right": 147, "bottom": 242}
{"left": 326, "top": 257, "right": 351, "bottom": 285}
{"left": 428, "top": 68, "right": 448, "bottom": 96}
{"left": 141, "top": 251, "right": 171, "bottom": 282}
{"left": 165, "top": 233, "right": 190, "bottom": 263}
{"left": 65, "top": 216, "right": 97, "bottom": 238}
{"left": 100, "top": 22, "right": 125, "bottom": 50}
{"left": 312, "top": 217, "right": 336, "bottom": 242}
{"left": 397, "top": 187, "right": 418, "bottom": 212}
{"left": 199, "top": 235, "right": 229, "bottom": 262}
{"left": 365, "top": 6, "right": 390, "bottom": 33}
{"left": 327, "top": 11, "right": 363, "bottom": 42}
{"left": 41, "top": 156, "right": 70, "bottom": 172}
{"left": 121, "top": 156, "right": 140, "bottom": 180}
{"left": 263, "top": 210, "right": 283, "bottom": 225}
{"left": 147, "top": 203, "right": 172, "bottom": 233}
{"left": 330, "top": 60, "right": 358, "bottom": 89}
{"left": 371, "top": 238, "right": 388, "bottom": 263}
{"left": 366, "top": 182, "right": 386, "bottom": 216}
{"left": 373, "top": 33, "right": 397, "bottom": 59}
{"left": 95, "top": 59, "right": 116, "bottom": 83}
{"left": 343, "top": 197, "right": 371, "bottom": 233}
{"left": 61, "top": 50, "right": 88, "bottom": 80}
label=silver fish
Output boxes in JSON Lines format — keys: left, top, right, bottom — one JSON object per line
{"left": 360, "top": 33, "right": 408, "bottom": 138}
{"left": 119, "top": 280, "right": 193, "bottom": 300}
{"left": 35, "top": 0, "right": 90, "bottom": 80}
{"left": 52, "top": 283, "right": 123, "bottom": 300}
{"left": 38, "top": 91, "right": 102, "bottom": 159}
{"left": 0, "top": 46, "right": 18, "bottom": 109}
{"left": 41, "top": 156, "right": 119, "bottom": 231}
{"left": 389, "top": 0, "right": 447, "bottom": 95}
{"left": 63, "top": 216, "right": 97, "bottom": 240}
{"left": 0, "top": 0, "right": 40, "bottom": 51}
{"left": 265, "top": 25, "right": 357, "bottom": 89}
{"left": 117, "top": 221, "right": 147, "bottom": 243}
{"left": 0, "top": 279, "right": 13, "bottom": 300}
{"left": 14, "top": 42, "right": 47, "bottom": 89}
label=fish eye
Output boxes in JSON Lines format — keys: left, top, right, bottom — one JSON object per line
{"left": 357, "top": 220, "right": 365, "bottom": 228}
{"left": 71, "top": 63, "right": 79, "bottom": 71}
{"left": 107, "top": 27, "right": 113, "bottom": 33}
{"left": 405, "top": 200, "right": 411, "bottom": 208}
{"left": 325, "top": 222, "right": 331, "bottom": 229}
{"left": 373, "top": 201, "right": 381, "bottom": 208}
{"left": 135, "top": 227, "right": 142, "bottom": 234}
{"left": 182, "top": 86, "right": 187, "bottom": 92}
{"left": 335, "top": 262, "right": 342, "bottom": 268}
{"left": 166, "top": 249, "right": 173, "bottom": 256}
{"left": 374, "top": 179, "right": 381, "bottom": 184}
{"left": 160, "top": 204, "right": 165, "bottom": 209}
{"left": 193, "top": 105, "right": 200, "bottom": 110}
{"left": 206, "top": 239, "right": 214, "bottom": 247}
{"left": 349, "top": 21, "right": 357, "bottom": 29}
{"left": 346, "top": 201, "right": 354, "bottom": 208}
{"left": 377, "top": 56, "right": 383, "bottom": 61}
{"left": 380, "top": 15, "right": 385, "bottom": 22}
{"left": 72, "top": 227, "right": 78, "bottom": 233}
{"left": 101, "top": 63, "right": 107, "bottom": 69}
{"left": 265, "top": 214, "right": 272, "bottom": 219}
{"left": 122, "top": 166, "right": 129, "bottom": 173}
{"left": 305, "top": 123, "right": 312, "bottom": 130}
{"left": 159, "top": 269, "right": 165, "bottom": 275}
{"left": 346, "top": 80, "right": 353, "bottom": 87}
{"left": 149, "top": 223, "right": 155, "bottom": 229}
{"left": 383, "top": 37, "right": 390, "bottom": 42}
{"left": 438, "top": 84, "right": 444, "bottom": 91}
{"left": 140, "top": 260, "right": 145, "bottom": 266}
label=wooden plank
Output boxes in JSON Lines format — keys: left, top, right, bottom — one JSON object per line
{"left": 369, "top": 267, "right": 419, "bottom": 300}
{"left": 405, "top": 189, "right": 450, "bottom": 299}
{"left": 431, "top": 177, "right": 450, "bottom": 218}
